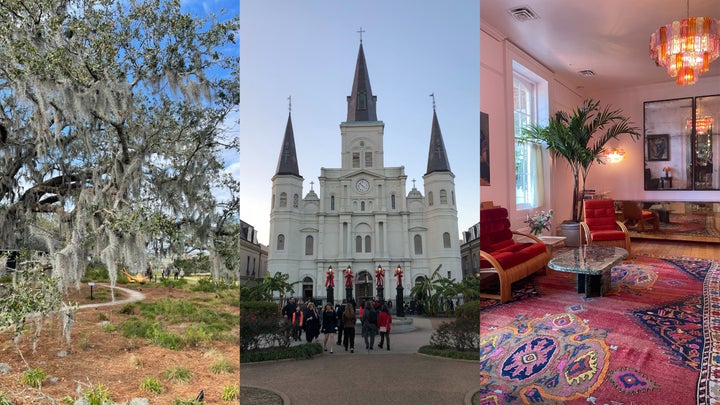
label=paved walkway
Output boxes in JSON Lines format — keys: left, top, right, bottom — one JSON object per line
{"left": 77, "top": 283, "right": 145, "bottom": 309}
{"left": 240, "top": 317, "right": 478, "bottom": 405}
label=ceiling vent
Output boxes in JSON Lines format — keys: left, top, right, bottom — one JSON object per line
{"left": 578, "top": 69, "right": 596, "bottom": 77}
{"left": 508, "top": 6, "right": 538, "bottom": 22}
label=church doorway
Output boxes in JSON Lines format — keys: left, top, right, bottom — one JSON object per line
{"left": 356, "top": 270, "right": 373, "bottom": 302}
{"left": 302, "top": 277, "right": 314, "bottom": 301}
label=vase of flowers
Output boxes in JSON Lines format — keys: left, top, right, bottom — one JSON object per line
{"left": 526, "top": 209, "right": 553, "bottom": 236}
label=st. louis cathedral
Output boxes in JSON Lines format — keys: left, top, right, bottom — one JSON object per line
{"left": 267, "top": 40, "right": 461, "bottom": 303}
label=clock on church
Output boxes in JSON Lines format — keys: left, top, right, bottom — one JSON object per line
{"left": 355, "top": 179, "right": 370, "bottom": 193}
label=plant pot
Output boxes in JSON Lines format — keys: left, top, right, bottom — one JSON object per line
{"left": 561, "top": 221, "right": 582, "bottom": 247}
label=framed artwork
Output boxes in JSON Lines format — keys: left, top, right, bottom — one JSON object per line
{"left": 480, "top": 112, "right": 490, "bottom": 186}
{"left": 646, "top": 134, "right": 670, "bottom": 161}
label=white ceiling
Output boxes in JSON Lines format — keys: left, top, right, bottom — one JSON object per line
{"left": 480, "top": 0, "right": 720, "bottom": 94}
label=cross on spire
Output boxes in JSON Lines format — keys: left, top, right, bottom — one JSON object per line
{"left": 288, "top": 95, "right": 292, "bottom": 114}
{"left": 412, "top": 179, "right": 416, "bottom": 188}
{"left": 357, "top": 27, "right": 365, "bottom": 43}
{"left": 429, "top": 93, "right": 436, "bottom": 110}
{"left": 310, "top": 181, "right": 314, "bottom": 191}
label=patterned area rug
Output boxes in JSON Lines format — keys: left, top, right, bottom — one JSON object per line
{"left": 480, "top": 255, "right": 718, "bottom": 404}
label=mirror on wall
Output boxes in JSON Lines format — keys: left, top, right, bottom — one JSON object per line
{"left": 694, "top": 96, "right": 719, "bottom": 190}
{"left": 644, "top": 96, "right": 719, "bottom": 191}
{"left": 644, "top": 98, "right": 693, "bottom": 190}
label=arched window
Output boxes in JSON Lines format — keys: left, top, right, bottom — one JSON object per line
{"left": 414, "top": 234, "right": 423, "bottom": 255}
{"left": 365, "top": 235, "right": 371, "bottom": 252}
{"left": 440, "top": 189, "right": 448, "bottom": 204}
{"left": 443, "top": 232, "right": 451, "bottom": 248}
{"left": 272, "top": 194, "right": 275, "bottom": 208}
{"left": 279, "top": 192, "right": 287, "bottom": 208}
{"left": 391, "top": 194, "right": 396, "bottom": 209}
{"left": 356, "top": 236, "right": 362, "bottom": 253}
{"left": 427, "top": 191, "right": 434, "bottom": 206}
{"left": 293, "top": 193, "right": 299, "bottom": 208}
{"left": 330, "top": 195, "right": 335, "bottom": 210}
{"left": 305, "top": 235, "right": 314, "bottom": 255}
{"left": 361, "top": 201, "right": 365, "bottom": 211}
{"left": 277, "top": 234, "right": 285, "bottom": 250}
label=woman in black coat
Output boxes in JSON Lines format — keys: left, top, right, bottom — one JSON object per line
{"left": 303, "top": 302, "right": 320, "bottom": 343}
{"left": 321, "top": 303, "right": 338, "bottom": 353}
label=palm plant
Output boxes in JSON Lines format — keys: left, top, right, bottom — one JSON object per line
{"left": 521, "top": 99, "right": 641, "bottom": 222}
{"left": 261, "top": 272, "right": 299, "bottom": 311}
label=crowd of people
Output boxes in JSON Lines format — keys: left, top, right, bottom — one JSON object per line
{"left": 281, "top": 297, "right": 393, "bottom": 353}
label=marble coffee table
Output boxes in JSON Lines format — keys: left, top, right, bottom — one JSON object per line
{"left": 548, "top": 245, "right": 628, "bottom": 297}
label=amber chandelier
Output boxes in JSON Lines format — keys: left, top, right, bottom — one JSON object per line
{"left": 649, "top": 1, "right": 719, "bottom": 85}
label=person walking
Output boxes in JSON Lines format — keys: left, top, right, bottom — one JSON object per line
{"left": 342, "top": 303, "right": 356, "bottom": 353}
{"left": 361, "top": 301, "right": 378, "bottom": 351}
{"left": 291, "top": 305, "right": 304, "bottom": 341}
{"left": 303, "top": 302, "right": 320, "bottom": 343}
{"left": 335, "top": 300, "right": 346, "bottom": 345}
{"left": 321, "top": 304, "right": 338, "bottom": 353}
{"left": 377, "top": 304, "right": 392, "bottom": 351}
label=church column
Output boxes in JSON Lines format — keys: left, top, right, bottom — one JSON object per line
{"left": 402, "top": 213, "right": 410, "bottom": 257}
{"left": 318, "top": 215, "right": 325, "bottom": 258}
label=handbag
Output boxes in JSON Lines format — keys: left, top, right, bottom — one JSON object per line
{"left": 379, "top": 326, "right": 387, "bottom": 332}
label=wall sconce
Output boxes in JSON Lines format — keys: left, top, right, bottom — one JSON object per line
{"left": 602, "top": 148, "right": 625, "bottom": 163}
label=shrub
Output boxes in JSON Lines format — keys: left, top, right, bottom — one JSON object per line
{"left": 209, "top": 358, "right": 235, "bottom": 374}
{"left": 101, "top": 323, "right": 116, "bottom": 333}
{"left": 160, "top": 278, "right": 188, "bottom": 288}
{"left": 240, "top": 315, "right": 293, "bottom": 351}
{"left": 119, "top": 303, "right": 136, "bottom": 315}
{"left": 129, "top": 354, "right": 143, "bottom": 367}
{"left": 20, "top": 368, "right": 46, "bottom": 388}
{"left": 240, "top": 342, "right": 322, "bottom": 363}
{"left": 183, "top": 324, "right": 213, "bottom": 348}
{"left": 83, "top": 384, "right": 112, "bottom": 405}
{"left": 239, "top": 301, "right": 278, "bottom": 319}
{"left": 82, "top": 264, "right": 109, "bottom": 282}
{"left": 0, "top": 393, "right": 11, "bottom": 405}
{"left": 162, "top": 366, "right": 192, "bottom": 384}
{"left": 171, "top": 399, "right": 203, "bottom": 405}
{"left": 120, "top": 317, "right": 158, "bottom": 338}
{"left": 455, "top": 300, "right": 480, "bottom": 321}
{"left": 139, "top": 376, "right": 163, "bottom": 394}
{"left": 429, "top": 317, "right": 479, "bottom": 351}
{"left": 222, "top": 384, "right": 239, "bottom": 401}
{"left": 418, "top": 345, "right": 479, "bottom": 361}
{"left": 96, "top": 312, "right": 110, "bottom": 322}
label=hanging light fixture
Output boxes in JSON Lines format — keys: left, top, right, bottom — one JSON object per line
{"left": 649, "top": 0, "right": 719, "bottom": 85}
{"left": 601, "top": 147, "right": 626, "bottom": 163}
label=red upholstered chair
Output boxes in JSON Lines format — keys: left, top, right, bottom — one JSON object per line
{"left": 478, "top": 207, "right": 550, "bottom": 303}
{"left": 581, "top": 199, "right": 631, "bottom": 255}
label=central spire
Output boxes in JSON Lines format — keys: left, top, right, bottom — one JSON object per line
{"left": 346, "top": 40, "right": 377, "bottom": 122}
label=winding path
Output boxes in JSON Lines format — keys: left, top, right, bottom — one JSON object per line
{"left": 77, "top": 283, "right": 146, "bottom": 310}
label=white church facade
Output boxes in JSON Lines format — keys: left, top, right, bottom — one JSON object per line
{"left": 267, "top": 41, "right": 462, "bottom": 303}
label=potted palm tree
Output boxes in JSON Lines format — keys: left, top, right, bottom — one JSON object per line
{"left": 521, "top": 99, "right": 641, "bottom": 245}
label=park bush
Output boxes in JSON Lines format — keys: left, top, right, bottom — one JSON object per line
{"left": 429, "top": 317, "right": 479, "bottom": 351}
{"left": 454, "top": 300, "right": 480, "bottom": 322}
{"left": 240, "top": 342, "right": 323, "bottom": 363}
{"left": 240, "top": 301, "right": 278, "bottom": 319}
{"left": 418, "top": 345, "right": 479, "bottom": 361}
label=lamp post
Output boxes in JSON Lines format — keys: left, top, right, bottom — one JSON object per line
{"left": 325, "top": 265, "right": 335, "bottom": 305}
{"left": 394, "top": 265, "right": 404, "bottom": 317}
{"left": 376, "top": 265, "right": 385, "bottom": 301}
{"left": 344, "top": 265, "right": 354, "bottom": 305}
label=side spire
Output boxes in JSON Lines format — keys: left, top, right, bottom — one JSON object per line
{"left": 275, "top": 108, "right": 301, "bottom": 177}
{"left": 346, "top": 37, "right": 377, "bottom": 122}
{"left": 425, "top": 100, "right": 452, "bottom": 175}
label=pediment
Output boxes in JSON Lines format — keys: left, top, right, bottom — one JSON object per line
{"left": 339, "top": 169, "right": 384, "bottom": 180}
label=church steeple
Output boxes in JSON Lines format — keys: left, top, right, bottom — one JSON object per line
{"left": 425, "top": 103, "right": 452, "bottom": 175}
{"left": 346, "top": 40, "right": 377, "bottom": 122}
{"left": 275, "top": 112, "right": 301, "bottom": 177}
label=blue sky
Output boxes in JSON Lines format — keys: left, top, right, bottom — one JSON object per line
{"left": 239, "top": 1, "right": 480, "bottom": 245}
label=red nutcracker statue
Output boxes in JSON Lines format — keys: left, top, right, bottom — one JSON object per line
{"left": 375, "top": 265, "right": 385, "bottom": 301}
{"left": 344, "top": 266, "right": 354, "bottom": 303}
{"left": 325, "top": 266, "right": 335, "bottom": 304}
{"left": 395, "top": 265, "right": 405, "bottom": 317}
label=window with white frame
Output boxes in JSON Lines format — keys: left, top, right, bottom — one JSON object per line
{"left": 513, "top": 62, "right": 548, "bottom": 210}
